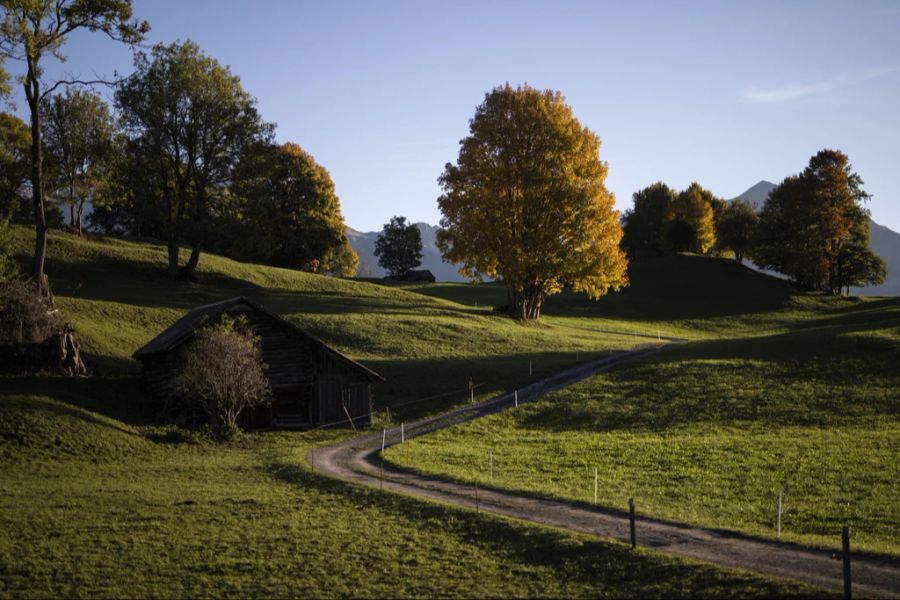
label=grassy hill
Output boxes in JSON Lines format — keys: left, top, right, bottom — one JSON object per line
{"left": 0, "top": 227, "right": 831, "bottom": 597}
{"left": 386, "top": 284, "right": 900, "bottom": 554}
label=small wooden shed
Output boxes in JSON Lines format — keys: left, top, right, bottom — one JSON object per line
{"left": 132, "top": 296, "right": 384, "bottom": 429}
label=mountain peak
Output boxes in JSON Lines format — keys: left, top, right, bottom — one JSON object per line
{"left": 731, "top": 180, "right": 777, "bottom": 210}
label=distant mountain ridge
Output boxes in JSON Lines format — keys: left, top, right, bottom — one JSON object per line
{"left": 730, "top": 180, "right": 900, "bottom": 296}
{"left": 346, "top": 223, "right": 466, "bottom": 282}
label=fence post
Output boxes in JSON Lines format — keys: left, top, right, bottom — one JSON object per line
{"left": 514, "top": 390, "right": 518, "bottom": 408}
{"left": 842, "top": 525, "right": 852, "bottom": 600}
{"left": 777, "top": 490, "right": 783, "bottom": 537}
{"left": 629, "top": 498, "right": 636, "bottom": 549}
{"left": 382, "top": 428, "right": 386, "bottom": 454}
{"left": 401, "top": 422, "right": 405, "bottom": 444}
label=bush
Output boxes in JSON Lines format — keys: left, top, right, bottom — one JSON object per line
{"left": 0, "top": 278, "right": 57, "bottom": 343}
{"left": 173, "top": 316, "right": 271, "bottom": 439}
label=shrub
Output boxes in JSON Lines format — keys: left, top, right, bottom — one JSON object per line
{"left": 173, "top": 316, "right": 271, "bottom": 439}
{"left": 0, "top": 278, "right": 57, "bottom": 343}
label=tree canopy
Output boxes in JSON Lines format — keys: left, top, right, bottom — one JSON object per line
{"left": 0, "top": 111, "right": 29, "bottom": 219}
{"left": 229, "top": 142, "right": 357, "bottom": 276}
{"left": 437, "top": 84, "right": 628, "bottom": 321}
{"left": 663, "top": 182, "right": 717, "bottom": 254}
{"left": 0, "top": 0, "right": 148, "bottom": 295}
{"left": 715, "top": 199, "right": 758, "bottom": 262}
{"left": 621, "top": 182, "right": 675, "bottom": 256}
{"left": 41, "top": 88, "right": 116, "bottom": 234}
{"left": 375, "top": 216, "right": 422, "bottom": 277}
{"left": 116, "top": 39, "right": 269, "bottom": 279}
{"left": 754, "top": 149, "right": 885, "bottom": 294}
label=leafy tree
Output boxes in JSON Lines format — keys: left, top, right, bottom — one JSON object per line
{"left": 41, "top": 89, "right": 116, "bottom": 234}
{"left": 116, "top": 40, "right": 269, "bottom": 280}
{"left": 621, "top": 182, "right": 675, "bottom": 256}
{"left": 437, "top": 84, "right": 628, "bottom": 321}
{"left": 174, "top": 316, "right": 271, "bottom": 439}
{"left": 375, "top": 215, "right": 422, "bottom": 277}
{"left": 229, "top": 142, "right": 356, "bottom": 276}
{"left": 0, "top": 0, "right": 148, "bottom": 295}
{"left": 663, "top": 182, "right": 717, "bottom": 254}
{"left": 754, "top": 149, "right": 884, "bottom": 294}
{"left": 0, "top": 111, "right": 29, "bottom": 219}
{"left": 715, "top": 199, "right": 759, "bottom": 262}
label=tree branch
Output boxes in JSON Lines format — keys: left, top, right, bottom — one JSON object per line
{"left": 40, "top": 77, "right": 119, "bottom": 99}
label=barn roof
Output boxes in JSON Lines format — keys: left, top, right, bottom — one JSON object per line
{"left": 132, "top": 296, "right": 384, "bottom": 382}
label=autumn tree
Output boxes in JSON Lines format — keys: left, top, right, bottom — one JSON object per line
{"left": 229, "top": 142, "right": 357, "bottom": 276}
{"left": 663, "top": 182, "right": 717, "bottom": 254}
{"left": 437, "top": 84, "right": 628, "bottom": 321}
{"left": 715, "top": 199, "right": 758, "bottom": 262}
{"left": 174, "top": 316, "right": 271, "bottom": 439}
{"left": 375, "top": 216, "right": 422, "bottom": 277}
{"left": 0, "top": 0, "right": 148, "bottom": 295}
{"left": 116, "top": 40, "right": 270, "bottom": 280}
{"left": 754, "top": 149, "right": 884, "bottom": 294}
{"left": 621, "top": 182, "right": 675, "bottom": 256}
{"left": 41, "top": 89, "right": 116, "bottom": 234}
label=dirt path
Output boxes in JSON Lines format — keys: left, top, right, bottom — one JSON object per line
{"left": 312, "top": 346, "right": 900, "bottom": 597}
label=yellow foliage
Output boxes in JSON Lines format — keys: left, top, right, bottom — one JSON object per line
{"left": 437, "top": 84, "right": 628, "bottom": 320}
{"left": 665, "top": 182, "right": 717, "bottom": 254}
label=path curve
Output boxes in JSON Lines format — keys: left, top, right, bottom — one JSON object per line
{"left": 312, "top": 346, "right": 900, "bottom": 597}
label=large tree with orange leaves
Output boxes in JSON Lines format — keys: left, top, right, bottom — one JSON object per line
{"left": 437, "top": 84, "right": 628, "bottom": 321}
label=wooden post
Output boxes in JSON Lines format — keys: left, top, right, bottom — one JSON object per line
{"left": 342, "top": 404, "right": 357, "bottom": 432}
{"left": 514, "top": 390, "right": 518, "bottom": 408}
{"left": 777, "top": 490, "right": 783, "bottom": 537}
{"left": 381, "top": 428, "right": 386, "bottom": 454}
{"left": 401, "top": 422, "right": 405, "bottom": 444}
{"left": 629, "top": 498, "right": 636, "bottom": 549}
{"left": 842, "top": 525, "right": 852, "bottom": 600}
{"left": 594, "top": 468, "right": 598, "bottom": 504}
{"left": 489, "top": 450, "right": 494, "bottom": 484}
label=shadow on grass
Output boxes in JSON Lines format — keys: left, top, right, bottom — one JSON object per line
{"left": 517, "top": 321, "right": 900, "bottom": 433}
{"left": 264, "top": 460, "right": 822, "bottom": 598}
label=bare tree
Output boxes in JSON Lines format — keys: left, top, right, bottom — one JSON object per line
{"left": 173, "top": 317, "right": 271, "bottom": 438}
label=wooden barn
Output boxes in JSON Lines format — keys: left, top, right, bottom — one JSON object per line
{"left": 132, "top": 297, "right": 384, "bottom": 429}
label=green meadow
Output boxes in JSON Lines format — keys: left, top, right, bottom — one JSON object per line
{"left": 385, "top": 279, "right": 900, "bottom": 555}
{"left": 0, "top": 227, "right": 832, "bottom": 597}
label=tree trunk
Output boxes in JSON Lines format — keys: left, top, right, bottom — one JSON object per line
{"left": 25, "top": 58, "right": 50, "bottom": 299}
{"left": 167, "top": 236, "right": 180, "bottom": 278}
{"left": 75, "top": 201, "right": 84, "bottom": 235}
{"left": 179, "top": 244, "right": 202, "bottom": 281}
{"left": 513, "top": 287, "right": 543, "bottom": 321}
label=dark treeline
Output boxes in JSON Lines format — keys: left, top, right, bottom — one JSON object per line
{"left": 621, "top": 149, "right": 886, "bottom": 295}
{"left": 0, "top": 9, "right": 357, "bottom": 287}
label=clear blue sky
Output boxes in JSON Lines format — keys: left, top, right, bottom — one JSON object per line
{"left": 12, "top": 0, "right": 900, "bottom": 232}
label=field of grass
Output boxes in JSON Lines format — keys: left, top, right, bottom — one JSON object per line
{"left": 1, "top": 227, "right": 832, "bottom": 596}
{"left": 385, "top": 295, "right": 900, "bottom": 555}
{"left": 0, "top": 386, "right": 827, "bottom": 597}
